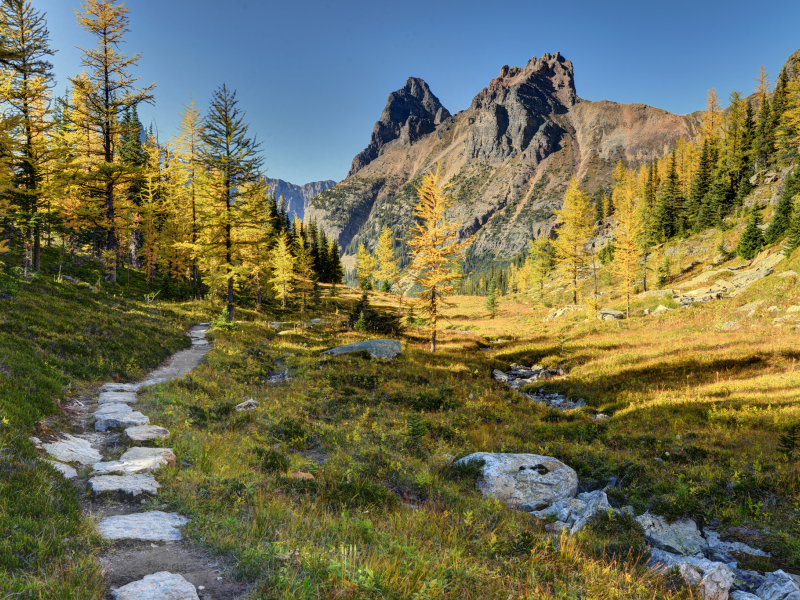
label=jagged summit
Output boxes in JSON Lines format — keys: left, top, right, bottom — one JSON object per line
{"left": 348, "top": 77, "right": 450, "bottom": 176}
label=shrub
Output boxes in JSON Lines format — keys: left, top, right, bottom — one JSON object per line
{"left": 253, "top": 447, "right": 289, "bottom": 474}
{"left": 584, "top": 510, "right": 648, "bottom": 561}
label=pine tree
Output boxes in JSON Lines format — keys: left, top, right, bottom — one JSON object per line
{"left": 685, "top": 139, "right": 711, "bottom": 226}
{"left": 485, "top": 280, "right": 498, "bottom": 318}
{"left": 527, "top": 237, "right": 552, "bottom": 305}
{"left": 776, "top": 75, "right": 800, "bottom": 160}
{"left": 0, "top": 0, "right": 57, "bottom": 272}
{"left": 199, "top": 84, "right": 265, "bottom": 321}
{"left": 552, "top": 178, "right": 594, "bottom": 305}
{"left": 269, "top": 235, "right": 294, "bottom": 308}
{"left": 736, "top": 207, "right": 765, "bottom": 260}
{"left": 406, "top": 164, "right": 471, "bottom": 352}
{"left": 653, "top": 150, "right": 684, "bottom": 238}
{"left": 327, "top": 239, "right": 344, "bottom": 284}
{"left": 766, "top": 167, "right": 800, "bottom": 243}
{"left": 610, "top": 173, "right": 644, "bottom": 317}
{"left": 68, "top": 0, "right": 155, "bottom": 280}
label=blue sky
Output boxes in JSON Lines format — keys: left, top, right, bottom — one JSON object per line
{"left": 40, "top": 0, "right": 799, "bottom": 185}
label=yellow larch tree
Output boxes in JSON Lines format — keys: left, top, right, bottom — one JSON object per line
{"left": 406, "top": 164, "right": 471, "bottom": 352}
{"left": 270, "top": 234, "right": 294, "bottom": 309}
{"left": 755, "top": 64, "right": 771, "bottom": 109}
{"left": 777, "top": 76, "right": 800, "bottom": 157}
{"left": 701, "top": 88, "right": 723, "bottom": 141}
{"left": 527, "top": 236, "right": 552, "bottom": 305}
{"left": 354, "top": 242, "right": 377, "bottom": 288}
{"left": 610, "top": 173, "right": 644, "bottom": 317}
{"left": 552, "top": 178, "right": 594, "bottom": 305}
{"left": 375, "top": 225, "right": 402, "bottom": 301}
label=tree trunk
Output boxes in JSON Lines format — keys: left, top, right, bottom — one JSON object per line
{"left": 256, "top": 272, "right": 261, "bottom": 312}
{"left": 431, "top": 329, "right": 436, "bottom": 353}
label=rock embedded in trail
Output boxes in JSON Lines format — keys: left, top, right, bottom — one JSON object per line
{"left": 45, "top": 460, "right": 78, "bottom": 478}
{"left": 89, "top": 473, "right": 161, "bottom": 498}
{"left": 41, "top": 433, "right": 102, "bottom": 465}
{"left": 111, "top": 571, "right": 199, "bottom": 600}
{"left": 94, "top": 403, "right": 150, "bottom": 431}
{"left": 322, "top": 339, "right": 402, "bottom": 359}
{"left": 92, "top": 447, "right": 176, "bottom": 476}
{"left": 98, "top": 391, "right": 138, "bottom": 405}
{"left": 102, "top": 382, "right": 139, "bottom": 393}
{"left": 124, "top": 425, "right": 170, "bottom": 442}
{"left": 635, "top": 512, "right": 708, "bottom": 557}
{"left": 454, "top": 452, "right": 578, "bottom": 511}
{"left": 97, "top": 511, "right": 189, "bottom": 541}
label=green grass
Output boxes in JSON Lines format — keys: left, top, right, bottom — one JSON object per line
{"left": 0, "top": 247, "right": 203, "bottom": 599}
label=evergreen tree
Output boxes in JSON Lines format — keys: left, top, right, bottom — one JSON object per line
{"left": 685, "top": 139, "right": 711, "bottom": 226}
{"left": 327, "top": 239, "right": 344, "bottom": 284}
{"left": 776, "top": 74, "right": 800, "bottom": 161}
{"left": 765, "top": 167, "right": 800, "bottom": 243}
{"left": 653, "top": 150, "right": 684, "bottom": 238}
{"left": 593, "top": 188, "right": 605, "bottom": 222}
{"left": 199, "top": 84, "right": 265, "bottom": 321}
{"left": 736, "top": 207, "right": 765, "bottom": 260}
{"left": 485, "top": 280, "right": 498, "bottom": 318}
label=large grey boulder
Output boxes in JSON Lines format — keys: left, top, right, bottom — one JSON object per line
{"left": 111, "top": 571, "right": 199, "bottom": 600}
{"left": 322, "top": 339, "right": 401, "bottom": 360}
{"left": 598, "top": 308, "right": 625, "bottom": 321}
{"left": 92, "top": 447, "right": 175, "bottom": 476}
{"left": 124, "top": 425, "right": 170, "bottom": 442}
{"left": 635, "top": 512, "right": 708, "bottom": 557}
{"left": 98, "top": 391, "right": 138, "bottom": 405}
{"left": 94, "top": 403, "right": 149, "bottom": 431}
{"left": 97, "top": 511, "right": 189, "bottom": 541}
{"left": 755, "top": 570, "right": 800, "bottom": 600}
{"left": 41, "top": 434, "right": 102, "bottom": 465}
{"left": 89, "top": 474, "right": 160, "bottom": 497}
{"left": 454, "top": 452, "right": 578, "bottom": 511}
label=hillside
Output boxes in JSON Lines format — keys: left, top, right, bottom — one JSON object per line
{"left": 306, "top": 52, "right": 702, "bottom": 261}
{"left": 263, "top": 177, "right": 337, "bottom": 220}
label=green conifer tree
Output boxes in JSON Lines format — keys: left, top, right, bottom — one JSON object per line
{"left": 766, "top": 167, "right": 800, "bottom": 244}
{"left": 485, "top": 280, "right": 498, "bottom": 318}
{"left": 736, "top": 207, "right": 766, "bottom": 260}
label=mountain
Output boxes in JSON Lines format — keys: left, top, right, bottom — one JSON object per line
{"left": 306, "top": 52, "right": 702, "bottom": 260}
{"left": 263, "top": 178, "right": 337, "bottom": 220}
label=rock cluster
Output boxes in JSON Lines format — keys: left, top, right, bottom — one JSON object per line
{"left": 492, "top": 365, "right": 587, "bottom": 411}
{"left": 322, "top": 339, "right": 401, "bottom": 359}
{"left": 533, "top": 490, "right": 634, "bottom": 534}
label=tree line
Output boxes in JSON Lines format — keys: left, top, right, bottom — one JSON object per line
{"left": 0, "top": 0, "right": 344, "bottom": 320}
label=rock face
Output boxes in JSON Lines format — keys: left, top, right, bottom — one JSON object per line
{"left": 454, "top": 452, "right": 578, "bottom": 511}
{"left": 111, "top": 571, "right": 199, "bottom": 600}
{"left": 263, "top": 178, "right": 336, "bottom": 220}
{"left": 97, "top": 511, "right": 189, "bottom": 541}
{"left": 307, "top": 52, "right": 700, "bottom": 261}
{"left": 348, "top": 77, "right": 450, "bottom": 177}
{"left": 635, "top": 512, "right": 708, "bottom": 557}
{"left": 322, "top": 339, "right": 402, "bottom": 359}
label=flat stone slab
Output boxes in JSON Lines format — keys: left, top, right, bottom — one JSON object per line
{"left": 636, "top": 512, "right": 707, "bottom": 557}
{"left": 111, "top": 571, "right": 199, "bottom": 600}
{"left": 124, "top": 425, "right": 170, "bottom": 442}
{"left": 97, "top": 511, "right": 189, "bottom": 541}
{"left": 98, "top": 391, "right": 138, "bottom": 405}
{"left": 92, "top": 448, "right": 175, "bottom": 476}
{"left": 46, "top": 460, "right": 78, "bottom": 478}
{"left": 89, "top": 474, "right": 161, "bottom": 497}
{"left": 42, "top": 433, "right": 102, "bottom": 465}
{"left": 322, "top": 339, "right": 401, "bottom": 359}
{"left": 102, "top": 382, "right": 139, "bottom": 392}
{"left": 94, "top": 404, "right": 149, "bottom": 432}
{"left": 454, "top": 452, "right": 578, "bottom": 511}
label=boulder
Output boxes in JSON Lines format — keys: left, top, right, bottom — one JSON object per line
{"left": 652, "top": 304, "right": 672, "bottom": 315}
{"left": 492, "top": 370, "right": 509, "bottom": 383}
{"left": 322, "top": 339, "right": 401, "bottom": 360}
{"left": 649, "top": 548, "right": 736, "bottom": 598}
{"left": 97, "top": 511, "right": 189, "bottom": 541}
{"left": 454, "top": 452, "right": 578, "bottom": 511}
{"left": 98, "top": 391, "right": 138, "bottom": 405}
{"left": 755, "top": 570, "right": 800, "bottom": 600}
{"left": 736, "top": 300, "right": 766, "bottom": 313}
{"left": 786, "top": 305, "right": 800, "bottom": 315}
{"left": 111, "top": 571, "right": 198, "bottom": 600}
{"left": 45, "top": 460, "right": 78, "bottom": 478}
{"left": 41, "top": 434, "right": 102, "bottom": 465}
{"left": 730, "top": 592, "right": 761, "bottom": 600}
{"left": 124, "top": 425, "right": 170, "bottom": 442}
{"left": 599, "top": 308, "right": 625, "bottom": 321}
{"left": 700, "top": 563, "right": 737, "bottom": 600}
{"left": 545, "top": 305, "right": 584, "bottom": 321}
{"left": 235, "top": 399, "right": 258, "bottom": 412}
{"left": 89, "top": 473, "right": 161, "bottom": 497}
{"left": 721, "top": 321, "right": 740, "bottom": 331}
{"left": 531, "top": 489, "right": 617, "bottom": 533}
{"left": 635, "top": 512, "right": 708, "bottom": 557}
{"left": 94, "top": 403, "right": 149, "bottom": 432}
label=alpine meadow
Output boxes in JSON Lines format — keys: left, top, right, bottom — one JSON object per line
{"left": 2, "top": 1, "right": 800, "bottom": 599}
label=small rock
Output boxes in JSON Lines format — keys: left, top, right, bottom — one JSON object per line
{"left": 288, "top": 472, "right": 314, "bottom": 480}
{"left": 700, "top": 563, "right": 736, "bottom": 600}
{"left": 598, "top": 308, "right": 625, "bottom": 321}
{"left": 652, "top": 304, "right": 672, "bottom": 315}
{"left": 680, "top": 563, "right": 703, "bottom": 586}
{"left": 766, "top": 306, "right": 780, "bottom": 313}
{"left": 92, "top": 448, "right": 176, "bottom": 475}
{"left": 454, "top": 452, "right": 578, "bottom": 511}
{"left": 138, "top": 377, "right": 169, "bottom": 388}
{"left": 730, "top": 592, "right": 761, "bottom": 600}
{"left": 101, "top": 382, "right": 139, "bottom": 392}
{"left": 736, "top": 300, "right": 766, "bottom": 313}
{"left": 124, "top": 425, "right": 170, "bottom": 442}
{"left": 94, "top": 404, "right": 149, "bottom": 431}
{"left": 98, "top": 391, "right": 138, "bottom": 405}
{"left": 235, "top": 399, "right": 258, "bottom": 412}
{"left": 97, "top": 511, "right": 189, "bottom": 541}
{"left": 322, "top": 339, "right": 402, "bottom": 360}
{"left": 41, "top": 434, "right": 102, "bottom": 465}
{"left": 269, "top": 322, "right": 284, "bottom": 329}
{"left": 89, "top": 474, "right": 161, "bottom": 497}
{"left": 492, "top": 369, "right": 509, "bottom": 383}
{"left": 721, "top": 321, "right": 740, "bottom": 331}
{"left": 110, "top": 571, "right": 198, "bottom": 600}
{"left": 45, "top": 460, "right": 78, "bottom": 478}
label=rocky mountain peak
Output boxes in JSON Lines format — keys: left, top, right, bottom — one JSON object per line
{"left": 348, "top": 77, "right": 450, "bottom": 177}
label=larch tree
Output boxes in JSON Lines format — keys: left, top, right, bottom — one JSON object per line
{"left": 354, "top": 242, "right": 377, "bottom": 288}
{"left": 701, "top": 88, "right": 723, "bottom": 141}
{"left": 270, "top": 234, "right": 294, "bottom": 309}
{"left": 406, "top": 164, "right": 471, "bottom": 353}
{"left": 199, "top": 84, "right": 265, "bottom": 321}
{"left": 552, "top": 178, "right": 594, "bottom": 305}
{"left": 69, "top": 0, "right": 154, "bottom": 281}
{"left": 0, "top": 0, "right": 56, "bottom": 272}
{"left": 527, "top": 236, "right": 552, "bottom": 305}
{"left": 610, "top": 173, "right": 644, "bottom": 317}
{"left": 375, "top": 225, "right": 402, "bottom": 302}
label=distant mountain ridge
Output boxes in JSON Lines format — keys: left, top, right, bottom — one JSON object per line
{"left": 306, "top": 52, "right": 702, "bottom": 260}
{"left": 264, "top": 178, "right": 336, "bottom": 220}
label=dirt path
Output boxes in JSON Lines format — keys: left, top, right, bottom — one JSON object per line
{"left": 32, "top": 324, "right": 247, "bottom": 599}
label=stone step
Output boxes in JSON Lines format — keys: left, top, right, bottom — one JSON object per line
{"left": 94, "top": 404, "right": 150, "bottom": 431}
{"left": 102, "top": 382, "right": 139, "bottom": 393}
{"left": 92, "top": 448, "right": 175, "bottom": 476}
{"left": 99, "top": 391, "right": 138, "bottom": 405}
{"left": 36, "top": 433, "right": 102, "bottom": 465}
{"left": 124, "top": 425, "right": 170, "bottom": 442}
{"left": 97, "top": 511, "right": 189, "bottom": 541}
{"left": 89, "top": 474, "right": 160, "bottom": 498}
{"left": 45, "top": 460, "right": 78, "bottom": 478}
{"left": 111, "top": 571, "right": 199, "bottom": 600}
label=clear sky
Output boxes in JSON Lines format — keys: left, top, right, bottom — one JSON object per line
{"left": 39, "top": 0, "right": 800, "bottom": 185}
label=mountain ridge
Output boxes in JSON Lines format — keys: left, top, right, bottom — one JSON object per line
{"left": 264, "top": 177, "right": 336, "bottom": 220}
